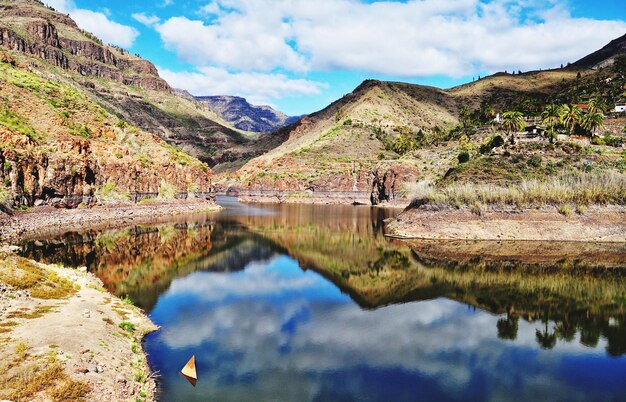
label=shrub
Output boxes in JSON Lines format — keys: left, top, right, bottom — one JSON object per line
{"left": 479, "top": 134, "right": 505, "bottom": 154}
{"left": 527, "top": 156, "right": 542, "bottom": 168}
{"left": 95, "top": 182, "right": 130, "bottom": 203}
{"left": 558, "top": 204, "right": 573, "bottom": 216}
{"left": 118, "top": 322, "right": 136, "bottom": 333}
{"left": 158, "top": 181, "right": 177, "bottom": 200}
{"left": 458, "top": 151, "right": 470, "bottom": 164}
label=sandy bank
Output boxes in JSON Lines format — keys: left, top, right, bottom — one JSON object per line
{"left": 386, "top": 204, "right": 626, "bottom": 242}
{"left": 0, "top": 251, "right": 158, "bottom": 402}
{"left": 0, "top": 200, "right": 221, "bottom": 244}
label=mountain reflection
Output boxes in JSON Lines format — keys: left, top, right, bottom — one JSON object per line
{"left": 19, "top": 200, "right": 626, "bottom": 359}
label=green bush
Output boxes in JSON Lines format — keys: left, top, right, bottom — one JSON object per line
{"left": 392, "top": 133, "right": 419, "bottom": 155}
{"left": 457, "top": 151, "right": 470, "bottom": 164}
{"left": 0, "top": 109, "right": 42, "bottom": 143}
{"left": 479, "top": 134, "right": 504, "bottom": 154}
{"left": 527, "top": 156, "right": 542, "bottom": 168}
{"left": 95, "top": 182, "right": 130, "bottom": 202}
{"left": 158, "top": 181, "right": 177, "bottom": 200}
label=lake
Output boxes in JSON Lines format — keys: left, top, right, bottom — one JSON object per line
{"left": 20, "top": 197, "right": 626, "bottom": 402}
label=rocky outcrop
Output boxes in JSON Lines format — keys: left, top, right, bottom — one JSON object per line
{"left": 239, "top": 163, "right": 418, "bottom": 206}
{"left": 0, "top": 132, "right": 212, "bottom": 208}
{"left": 0, "top": 15, "right": 170, "bottom": 92}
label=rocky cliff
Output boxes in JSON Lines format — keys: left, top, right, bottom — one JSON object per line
{"left": 197, "top": 95, "right": 302, "bottom": 133}
{"left": 0, "top": 47, "right": 211, "bottom": 209}
{"left": 0, "top": 0, "right": 255, "bottom": 168}
{"left": 0, "top": 1, "right": 169, "bottom": 91}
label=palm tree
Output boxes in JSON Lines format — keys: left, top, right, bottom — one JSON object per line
{"left": 541, "top": 104, "right": 562, "bottom": 143}
{"left": 587, "top": 97, "right": 607, "bottom": 115}
{"left": 581, "top": 112, "right": 604, "bottom": 137}
{"left": 500, "top": 111, "right": 526, "bottom": 144}
{"left": 536, "top": 320, "right": 557, "bottom": 349}
{"left": 560, "top": 104, "right": 583, "bottom": 135}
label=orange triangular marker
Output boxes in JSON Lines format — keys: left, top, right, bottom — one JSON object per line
{"left": 181, "top": 355, "right": 197, "bottom": 380}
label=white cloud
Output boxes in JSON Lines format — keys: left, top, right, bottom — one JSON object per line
{"left": 159, "top": 66, "right": 326, "bottom": 104}
{"left": 44, "top": 0, "right": 139, "bottom": 48}
{"left": 132, "top": 13, "right": 161, "bottom": 27}
{"left": 154, "top": 0, "right": 626, "bottom": 77}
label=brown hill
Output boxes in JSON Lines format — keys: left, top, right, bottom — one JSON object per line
{"left": 0, "top": 0, "right": 225, "bottom": 208}
{"left": 227, "top": 68, "right": 589, "bottom": 204}
{"left": 0, "top": 0, "right": 254, "bottom": 166}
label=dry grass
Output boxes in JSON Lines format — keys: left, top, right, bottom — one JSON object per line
{"left": 0, "top": 344, "right": 90, "bottom": 401}
{"left": 0, "top": 253, "right": 77, "bottom": 300}
{"left": 407, "top": 172, "right": 626, "bottom": 208}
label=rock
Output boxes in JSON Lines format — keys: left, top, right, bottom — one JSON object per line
{"left": 74, "top": 365, "right": 89, "bottom": 374}
{"left": 116, "top": 374, "right": 127, "bottom": 384}
{"left": 82, "top": 309, "right": 91, "bottom": 318}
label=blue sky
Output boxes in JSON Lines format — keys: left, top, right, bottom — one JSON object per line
{"left": 46, "top": 0, "right": 626, "bottom": 116}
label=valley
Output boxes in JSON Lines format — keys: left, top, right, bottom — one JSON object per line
{"left": 0, "top": 1, "right": 624, "bottom": 401}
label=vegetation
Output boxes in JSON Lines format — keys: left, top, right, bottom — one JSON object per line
{"left": 407, "top": 171, "right": 626, "bottom": 208}
{"left": 500, "top": 111, "right": 526, "bottom": 143}
{"left": 95, "top": 182, "right": 130, "bottom": 203}
{"left": 0, "top": 107, "right": 42, "bottom": 142}
{"left": 158, "top": 181, "right": 178, "bottom": 200}
{"left": 0, "top": 253, "right": 77, "bottom": 300}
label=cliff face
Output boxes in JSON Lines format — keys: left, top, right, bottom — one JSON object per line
{"left": 0, "top": 47, "right": 211, "bottom": 209}
{"left": 197, "top": 95, "right": 302, "bottom": 133}
{"left": 0, "top": 0, "right": 254, "bottom": 168}
{"left": 0, "top": 3, "right": 170, "bottom": 91}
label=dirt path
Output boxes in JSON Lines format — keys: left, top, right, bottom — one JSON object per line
{"left": 0, "top": 251, "right": 158, "bottom": 402}
{"left": 386, "top": 205, "right": 626, "bottom": 242}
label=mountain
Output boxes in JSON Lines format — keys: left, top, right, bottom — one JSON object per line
{"left": 0, "top": 0, "right": 228, "bottom": 208}
{"left": 227, "top": 70, "right": 579, "bottom": 203}
{"left": 573, "top": 33, "right": 626, "bottom": 69}
{"left": 226, "top": 33, "right": 626, "bottom": 204}
{"left": 0, "top": 0, "right": 256, "bottom": 168}
{"left": 196, "top": 95, "right": 303, "bottom": 133}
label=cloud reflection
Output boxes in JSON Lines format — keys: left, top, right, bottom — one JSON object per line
{"left": 148, "top": 258, "right": 621, "bottom": 402}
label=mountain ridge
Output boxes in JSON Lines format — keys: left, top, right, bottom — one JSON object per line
{"left": 196, "top": 95, "right": 303, "bottom": 133}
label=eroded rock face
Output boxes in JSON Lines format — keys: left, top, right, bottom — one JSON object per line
{"left": 0, "top": 17, "right": 170, "bottom": 92}
{"left": 0, "top": 134, "right": 212, "bottom": 208}
{"left": 240, "top": 164, "right": 418, "bottom": 205}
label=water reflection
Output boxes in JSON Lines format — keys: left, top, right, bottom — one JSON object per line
{"left": 19, "top": 198, "right": 626, "bottom": 401}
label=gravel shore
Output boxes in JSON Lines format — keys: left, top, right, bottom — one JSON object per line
{"left": 0, "top": 200, "right": 222, "bottom": 244}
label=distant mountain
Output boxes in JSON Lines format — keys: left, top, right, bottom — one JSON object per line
{"left": 573, "top": 33, "right": 626, "bottom": 69}
{"left": 196, "top": 96, "right": 303, "bottom": 133}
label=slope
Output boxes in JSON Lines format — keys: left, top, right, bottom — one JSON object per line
{"left": 228, "top": 31, "right": 626, "bottom": 205}
{"left": 0, "top": 0, "right": 254, "bottom": 166}
{"left": 0, "top": 1, "right": 217, "bottom": 208}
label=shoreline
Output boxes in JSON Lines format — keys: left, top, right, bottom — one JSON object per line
{"left": 0, "top": 200, "right": 222, "bottom": 244}
{"left": 233, "top": 191, "right": 410, "bottom": 207}
{"left": 386, "top": 204, "right": 626, "bottom": 242}
{"left": 0, "top": 251, "right": 158, "bottom": 401}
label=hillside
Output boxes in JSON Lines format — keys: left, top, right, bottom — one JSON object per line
{"left": 0, "top": 0, "right": 224, "bottom": 208}
{"left": 573, "top": 33, "right": 626, "bottom": 69}
{"left": 196, "top": 95, "right": 302, "bottom": 133}
{"left": 0, "top": 0, "right": 255, "bottom": 167}
{"left": 226, "top": 35, "right": 626, "bottom": 205}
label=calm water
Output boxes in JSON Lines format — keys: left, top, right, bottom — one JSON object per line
{"left": 20, "top": 197, "right": 626, "bottom": 402}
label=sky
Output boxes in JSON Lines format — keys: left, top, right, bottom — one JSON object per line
{"left": 44, "top": 0, "right": 626, "bottom": 116}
